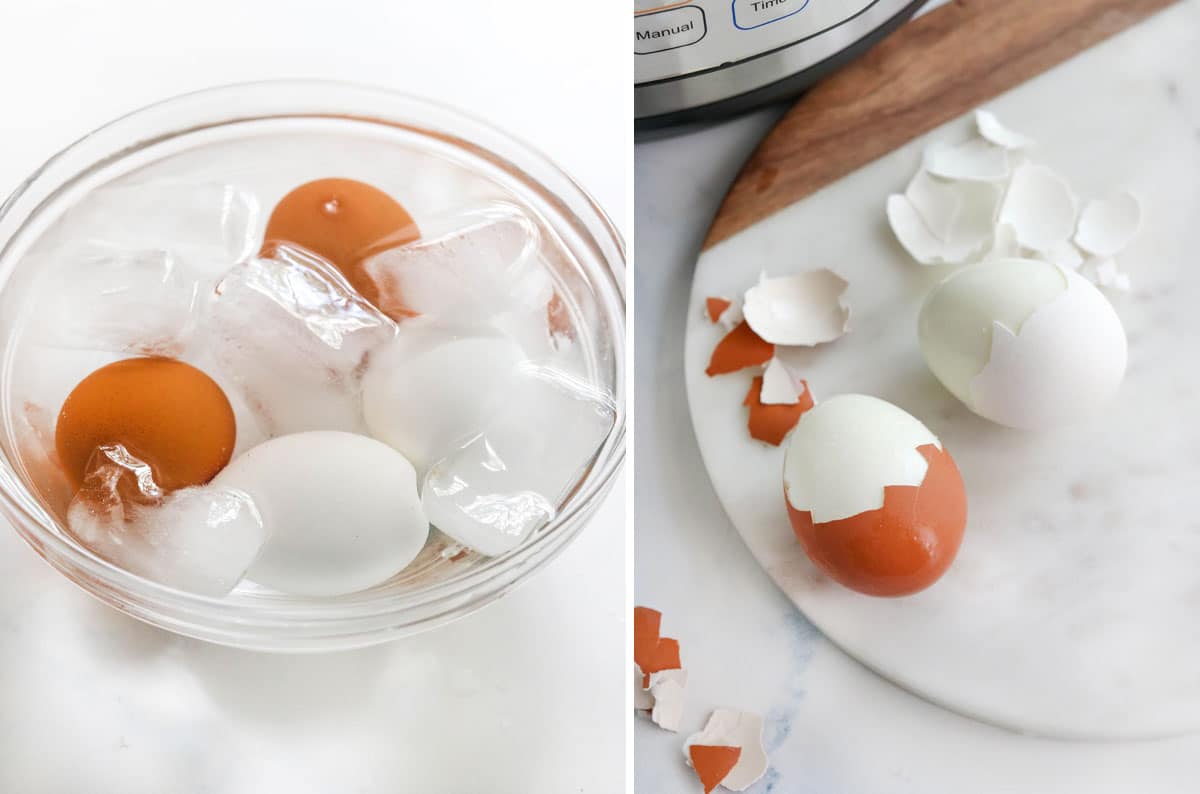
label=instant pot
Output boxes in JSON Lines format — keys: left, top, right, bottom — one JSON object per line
{"left": 635, "top": 0, "right": 926, "bottom": 132}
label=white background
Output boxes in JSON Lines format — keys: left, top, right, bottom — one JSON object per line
{"left": 0, "top": 2, "right": 629, "bottom": 792}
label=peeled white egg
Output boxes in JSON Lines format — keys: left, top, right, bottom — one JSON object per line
{"left": 918, "top": 258, "right": 1127, "bottom": 429}
{"left": 213, "top": 430, "right": 428, "bottom": 596}
{"left": 362, "top": 325, "right": 524, "bottom": 473}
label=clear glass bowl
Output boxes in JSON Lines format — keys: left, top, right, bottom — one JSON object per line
{"left": 0, "top": 81, "right": 625, "bottom": 652}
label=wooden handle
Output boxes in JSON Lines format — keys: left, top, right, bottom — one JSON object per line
{"left": 703, "top": 0, "right": 1178, "bottom": 250}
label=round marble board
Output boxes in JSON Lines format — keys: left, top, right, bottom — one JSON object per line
{"left": 683, "top": 10, "right": 1200, "bottom": 740}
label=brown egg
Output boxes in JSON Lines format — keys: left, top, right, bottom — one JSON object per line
{"left": 56, "top": 357, "right": 236, "bottom": 492}
{"left": 263, "top": 177, "right": 419, "bottom": 306}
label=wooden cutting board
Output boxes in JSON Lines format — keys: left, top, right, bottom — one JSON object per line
{"left": 703, "top": 0, "right": 1179, "bottom": 251}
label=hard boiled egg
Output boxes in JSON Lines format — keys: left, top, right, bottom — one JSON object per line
{"left": 783, "top": 394, "right": 966, "bottom": 597}
{"left": 214, "top": 430, "right": 428, "bottom": 596}
{"left": 362, "top": 325, "right": 524, "bottom": 473}
{"left": 918, "top": 258, "right": 1127, "bottom": 429}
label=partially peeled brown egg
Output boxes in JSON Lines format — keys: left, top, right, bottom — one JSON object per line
{"left": 782, "top": 394, "right": 967, "bottom": 597}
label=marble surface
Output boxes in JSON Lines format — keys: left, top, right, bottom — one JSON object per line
{"left": 685, "top": 0, "right": 1200, "bottom": 739}
{"left": 635, "top": 1, "right": 1200, "bottom": 787}
{"left": 0, "top": 2, "right": 626, "bottom": 791}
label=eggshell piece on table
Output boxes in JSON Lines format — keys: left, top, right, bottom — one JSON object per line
{"left": 705, "top": 321, "right": 773, "bottom": 376}
{"left": 689, "top": 746, "right": 742, "bottom": 794}
{"left": 741, "top": 270, "right": 849, "bottom": 346}
{"left": 919, "top": 259, "right": 1127, "bottom": 429}
{"left": 683, "top": 709, "right": 768, "bottom": 792}
{"left": 782, "top": 395, "right": 966, "bottom": 597}
{"left": 744, "top": 376, "right": 814, "bottom": 446}
{"left": 634, "top": 606, "right": 682, "bottom": 687}
{"left": 263, "top": 177, "right": 419, "bottom": 308}
{"left": 55, "top": 357, "right": 235, "bottom": 492}
{"left": 647, "top": 668, "right": 688, "bottom": 732}
{"left": 214, "top": 430, "right": 428, "bottom": 596}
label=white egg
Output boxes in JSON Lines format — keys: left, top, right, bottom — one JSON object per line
{"left": 213, "top": 430, "right": 428, "bottom": 596}
{"left": 362, "top": 325, "right": 524, "bottom": 472}
{"left": 918, "top": 258, "right": 1127, "bottom": 429}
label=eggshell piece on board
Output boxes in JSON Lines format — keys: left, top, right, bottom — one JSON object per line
{"left": 998, "top": 162, "right": 1078, "bottom": 252}
{"left": 705, "top": 297, "right": 732, "bottom": 324}
{"left": 923, "top": 137, "right": 1010, "bottom": 182}
{"left": 744, "top": 376, "right": 814, "bottom": 446}
{"left": 741, "top": 270, "right": 849, "bottom": 346}
{"left": 975, "top": 109, "right": 1036, "bottom": 150}
{"left": 706, "top": 321, "right": 774, "bottom": 376}
{"left": 1075, "top": 192, "right": 1142, "bottom": 258}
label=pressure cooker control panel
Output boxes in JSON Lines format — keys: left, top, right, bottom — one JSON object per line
{"left": 634, "top": 0, "right": 876, "bottom": 83}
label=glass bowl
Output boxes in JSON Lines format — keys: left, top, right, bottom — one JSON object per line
{"left": 0, "top": 81, "right": 625, "bottom": 652}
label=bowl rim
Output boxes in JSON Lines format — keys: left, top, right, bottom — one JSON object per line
{"left": 0, "top": 79, "right": 626, "bottom": 645}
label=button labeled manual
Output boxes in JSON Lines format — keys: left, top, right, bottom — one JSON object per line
{"left": 635, "top": 6, "right": 706, "bottom": 55}
{"left": 732, "top": 0, "right": 809, "bottom": 30}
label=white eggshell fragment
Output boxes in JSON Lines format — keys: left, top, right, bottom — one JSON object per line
{"left": 362, "top": 325, "right": 525, "bottom": 473}
{"left": 784, "top": 395, "right": 940, "bottom": 524}
{"left": 905, "top": 170, "right": 961, "bottom": 241}
{"left": 1091, "top": 257, "right": 1132, "bottom": 292}
{"left": 683, "top": 709, "right": 769, "bottom": 792}
{"left": 648, "top": 669, "right": 688, "bottom": 732}
{"left": 998, "top": 162, "right": 1078, "bottom": 252}
{"left": 975, "top": 109, "right": 1036, "bottom": 150}
{"left": 923, "top": 138, "right": 1010, "bottom": 182}
{"left": 1042, "top": 239, "right": 1084, "bottom": 270}
{"left": 760, "top": 358, "right": 803, "bottom": 405}
{"left": 214, "top": 431, "right": 429, "bottom": 596}
{"left": 633, "top": 664, "right": 655, "bottom": 710}
{"left": 1075, "top": 192, "right": 1142, "bottom": 257}
{"left": 888, "top": 181, "right": 1001, "bottom": 266}
{"left": 742, "top": 270, "right": 849, "bottom": 346}
{"left": 887, "top": 194, "right": 945, "bottom": 264}
{"left": 982, "top": 223, "right": 1020, "bottom": 262}
{"left": 919, "top": 259, "right": 1127, "bottom": 430}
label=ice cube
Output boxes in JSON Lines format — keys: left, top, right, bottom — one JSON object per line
{"left": 422, "top": 362, "right": 616, "bottom": 556}
{"left": 361, "top": 202, "right": 555, "bottom": 322}
{"left": 66, "top": 445, "right": 266, "bottom": 596}
{"left": 58, "top": 181, "right": 260, "bottom": 277}
{"left": 206, "top": 244, "right": 397, "bottom": 437}
{"left": 28, "top": 245, "right": 199, "bottom": 356}
{"left": 361, "top": 322, "right": 525, "bottom": 473}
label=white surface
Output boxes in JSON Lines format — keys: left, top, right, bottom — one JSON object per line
{"left": 636, "top": 4, "right": 1199, "bottom": 790}
{"left": 0, "top": 2, "right": 627, "bottom": 791}
{"left": 685, "top": 0, "right": 1200, "bottom": 740}
{"left": 691, "top": 0, "right": 1200, "bottom": 738}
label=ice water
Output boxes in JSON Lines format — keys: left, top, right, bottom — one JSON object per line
{"left": 0, "top": 121, "right": 616, "bottom": 596}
